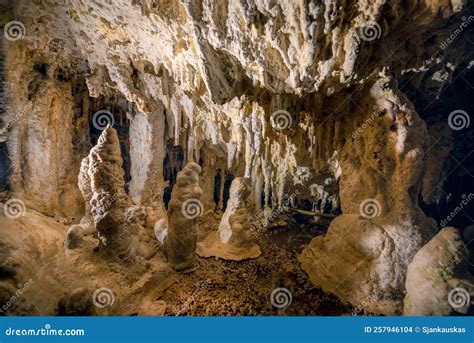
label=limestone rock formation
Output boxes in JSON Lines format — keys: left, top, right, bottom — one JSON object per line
{"left": 77, "top": 156, "right": 94, "bottom": 234}
{"left": 154, "top": 217, "right": 169, "bottom": 246}
{"left": 299, "top": 74, "right": 438, "bottom": 315}
{"left": 86, "top": 126, "right": 135, "bottom": 261}
{"left": 0, "top": 0, "right": 473, "bottom": 317}
{"left": 404, "top": 227, "right": 474, "bottom": 316}
{"left": 128, "top": 110, "right": 166, "bottom": 218}
{"left": 75, "top": 126, "right": 159, "bottom": 263}
{"left": 167, "top": 162, "right": 203, "bottom": 272}
{"left": 65, "top": 225, "right": 84, "bottom": 250}
{"left": 57, "top": 288, "right": 96, "bottom": 316}
{"left": 197, "top": 177, "right": 261, "bottom": 260}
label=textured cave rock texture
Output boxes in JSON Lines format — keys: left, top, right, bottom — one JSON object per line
{"left": 404, "top": 227, "right": 474, "bottom": 316}
{"left": 197, "top": 176, "right": 261, "bottom": 260}
{"left": 0, "top": 0, "right": 473, "bottom": 316}
{"left": 81, "top": 125, "right": 136, "bottom": 261}
{"left": 167, "top": 162, "right": 202, "bottom": 272}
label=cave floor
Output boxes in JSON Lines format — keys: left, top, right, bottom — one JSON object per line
{"left": 0, "top": 206, "right": 354, "bottom": 316}
{"left": 126, "top": 212, "right": 351, "bottom": 316}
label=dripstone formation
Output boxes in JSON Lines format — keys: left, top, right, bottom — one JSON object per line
{"left": 298, "top": 75, "right": 439, "bottom": 315}
{"left": 197, "top": 177, "right": 261, "bottom": 261}
{"left": 83, "top": 126, "right": 135, "bottom": 261}
{"left": 0, "top": 0, "right": 472, "bottom": 316}
{"left": 167, "top": 162, "right": 203, "bottom": 272}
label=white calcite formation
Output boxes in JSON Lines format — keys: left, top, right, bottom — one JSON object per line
{"left": 1, "top": 0, "right": 473, "bottom": 316}
{"left": 129, "top": 108, "right": 167, "bottom": 217}
{"left": 5, "top": 0, "right": 469, "bottom": 215}
{"left": 197, "top": 177, "right": 261, "bottom": 261}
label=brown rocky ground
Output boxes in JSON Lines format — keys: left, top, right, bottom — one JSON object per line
{"left": 127, "top": 212, "right": 351, "bottom": 316}
{"left": 0, "top": 205, "right": 354, "bottom": 316}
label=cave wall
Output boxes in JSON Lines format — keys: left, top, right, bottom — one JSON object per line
{"left": 1, "top": 39, "right": 89, "bottom": 218}
{"left": 0, "top": 0, "right": 473, "bottom": 315}
{"left": 3, "top": 0, "right": 471, "bottom": 218}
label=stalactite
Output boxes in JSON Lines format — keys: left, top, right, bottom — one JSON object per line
{"left": 0, "top": 0, "right": 472, "bottom": 317}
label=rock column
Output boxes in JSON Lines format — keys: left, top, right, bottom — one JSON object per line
{"left": 167, "top": 162, "right": 202, "bottom": 272}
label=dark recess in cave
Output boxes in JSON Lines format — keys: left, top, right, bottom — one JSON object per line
{"left": 401, "top": 66, "right": 474, "bottom": 230}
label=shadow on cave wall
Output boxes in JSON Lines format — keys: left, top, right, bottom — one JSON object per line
{"left": 400, "top": 64, "right": 474, "bottom": 231}
{"left": 0, "top": 143, "right": 9, "bottom": 192}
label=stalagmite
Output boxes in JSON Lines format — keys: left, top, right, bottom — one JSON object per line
{"left": 0, "top": 0, "right": 472, "bottom": 317}
{"left": 197, "top": 177, "right": 261, "bottom": 261}
{"left": 299, "top": 75, "right": 439, "bottom": 315}
{"left": 77, "top": 156, "right": 94, "bottom": 234}
{"left": 86, "top": 126, "right": 135, "bottom": 261}
{"left": 167, "top": 162, "right": 203, "bottom": 272}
